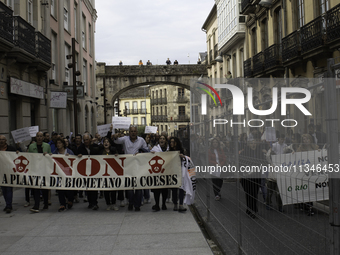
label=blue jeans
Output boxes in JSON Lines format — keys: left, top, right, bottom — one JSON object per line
{"left": 1, "top": 187, "right": 13, "bottom": 208}
{"left": 127, "top": 189, "right": 142, "bottom": 208}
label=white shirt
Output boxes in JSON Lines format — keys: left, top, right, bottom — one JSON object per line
{"left": 272, "top": 142, "right": 287, "bottom": 155}
{"left": 114, "top": 136, "right": 149, "bottom": 155}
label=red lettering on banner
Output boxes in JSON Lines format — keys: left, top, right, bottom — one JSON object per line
{"left": 51, "top": 157, "right": 74, "bottom": 176}
{"left": 77, "top": 158, "right": 100, "bottom": 176}
{"left": 102, "top": 158, "right": 125, "bottom": 176}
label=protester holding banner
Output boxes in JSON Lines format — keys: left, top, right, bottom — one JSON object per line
{"left": 169, "top": 136, "right": 189, "bottom": 212}
{"left": 0, "top": 135, "right": 17, "bottom": 213}
{"left": 27, "top": 132, "right": 51, "bottom": 213}
{"left": 77, "top": 134, "right": 100, "bottom": 210}
{"left": 283, "top": 133, "right": 301, "bottom": 154}
{"left": 113, "top": 126, "right": 149, "bottom": 211}
{"left": 97, "top": 137, "right": 120, "bottom": 211}
{"left": 208, "top": 138, "right": 226, "bottom": 201}
{"left": 150, "top": 135, "right": 169, "bottom": 211}
{"left": 53, "top": 138, "right": 75, "bottom": 212}
{"left": 296, "top": 133, "right": 319, "bottom": 216}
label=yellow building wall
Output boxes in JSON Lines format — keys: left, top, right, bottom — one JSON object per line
{"left": 119, "top": 98, "right": 151, "bottom": 126}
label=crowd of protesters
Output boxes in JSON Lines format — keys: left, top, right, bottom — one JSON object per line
{"left": 190, "top": 123, "right": 327, "bottom": 219}
{"left": 0, "top": 126, "right": 194, "bottom": 214}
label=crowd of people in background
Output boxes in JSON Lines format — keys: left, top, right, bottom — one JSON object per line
{"left": 190, "top": 123, "right": 327, "bottom": 219}
{"left": 0, "top": 126, "right": 193, "bottom": 214}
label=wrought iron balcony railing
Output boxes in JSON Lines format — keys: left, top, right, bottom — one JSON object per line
{"left": 35, "top": 32, "right": 51, "bottom": 64}
{"left": 300, "top": 15, "right": 326, "bottom": 54}
{"left": 326, "top": 3, "right": 340, "bottom": 44}
{"left": 264, "top": 44, "right": 282, "bottom": 70}
{"left": 0, "top": 1, "right": 13, "bottom": 43}
{"left": 139, "top": 108, "right": 147, "bottom": 114}
{"left": 241, "top": 0, "right": 251, "bottom": 13}
{"left": 244, "top": 58, "right": 252, "bottom": 77}
{"left": 13, "top": 16, "right": 35, "bottom": 56}
{"left": 282, "top": 30, "right": 301, "bottom": 63}
{"left": 252, "top": 52, "right": 264, "bottom": 75}
{"left": 176, "top": 96, "right": 189, "bottom": 103}
{"left": 151, "top": 115, "right": 168, "bottom": 122}
{"left": 174, "top": 115, "right": 190, "bottom": 122}
{"left": 131, "top": 109, "right": 139, "bottom": 114}
{"left": 160, "top": 97, "right": 167, "bottom": 104}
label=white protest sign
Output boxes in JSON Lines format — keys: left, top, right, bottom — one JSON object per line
{"left": 97, "top": 124, "right": 114, "bottom": 138}
{"left": 11, "top": 127, "right": 31, "bottom": 143}
{"left": 271, "top": 149, "right": 330, "bottom": 205}
{"left": 112, "top": 117, "right": 131, "bottom": 130}
{"left": 50, "top": 92, "right": 67, "bottom": 108}
{"left": 29, "top": 126, "right": 39, "bottom": 137}
{"left": 145, "top": 126, "right": 158, "bottom": 134}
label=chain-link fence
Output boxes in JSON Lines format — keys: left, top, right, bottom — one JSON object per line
{"left": 190, "top": 70, "right": 340, "bottom": 254}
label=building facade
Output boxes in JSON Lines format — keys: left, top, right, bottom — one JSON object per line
{"left": 241, "top": 0, "right": 340, "bottom": 133}
{"left": 150, "top": 85, "right": 190, "bottom": 136}
{"left": 0, "top": 0, "right": 51, "bottom": 145}
{"left": 50, "top": 0, "right": 97, "bottom": 135}
{"left": 0, "top": 0, "right": 97, "bottom": 145}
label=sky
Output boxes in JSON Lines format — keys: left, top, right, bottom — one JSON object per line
{"left": 94, "top": 0, "right": 214, "bottom": 66}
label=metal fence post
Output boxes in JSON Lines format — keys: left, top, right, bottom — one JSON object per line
{"left": 325, "top": 58, "right": 340, "bottom": 255}
{"left": 204, "top": 115, "right": 210, "bottom": 222}
{"left": 233, "top": 114, "right": 243, "bottom": 254}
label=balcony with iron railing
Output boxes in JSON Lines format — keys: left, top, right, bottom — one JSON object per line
{"left": 300, "top": 15, "right": 326, "bottom": 55}
{"left": 174, "top": 114, "right": 190, "bottom": 122}
{"left": 326, "top": 3, "right": 340, "bottom": 45}
{"left": 0, "top": 1, "right": 13, "bottom": 44}
{"left": 159, "top": 97, "right": 167, "bottom": 104}
{"left": 176, "top": 96, "right": 189, "bottom": 103}
{"left": 282, "top": 30, "right": 301, "bottom": 64}
{"left": 241, "top": 0, "right": 256, "bottom": 15}
{"left": 252, "top": 52, "right": 264, "bottom": 75}
{"left": 139, "top": 108, "right": 147, "bottom": 114}
{"left": 264, "top": 44, "right": 283, "bottom": 71}
{"left": 35, "top": 32, "right": 51, "bottom": 65}
{"left": 244, "top": 58, "right": 252, "bottom": 77}
{"left": 13, "top": 16, "right": 35, "bottom": 56}
{"left": 151, "top": 115, "right": 168, "bottom": 122}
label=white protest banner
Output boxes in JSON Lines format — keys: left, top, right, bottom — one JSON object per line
{"left": 29, "top": 126, "right": 39, "bottom": 137}
{"left": 112, "top": 116, "right": 131, "bottom": 130}
{"left": 145, "top": 126, "right": 157, "bottom": 134}
{"left": 0, "top": 151, "right": 181, "bottom": 190}
{"left": 11, "top": 127, "right": 31, "bottom": 143}
{"left": 50, "top": 92, "right": 67, "bottom": 108}
{"left": 271, "top": 149, "right": 329, "bottom": 205}
{"left": 97, "top": 124, "right": 113, "bottom": 138}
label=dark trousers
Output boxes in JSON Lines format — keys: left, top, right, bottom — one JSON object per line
{"left": 104, "top": 191, "right": 117, "bottom": 205}
{"left": 153, "top": 188, "right": 168, "bottom": 207}
{"left": 58, "top": 190, "right": 74, "bottom": 207}
{"left": 127, "top": 190, "right": 142, "bottom": 208}
{"left": 25, "top": 188, "right": 31, "bottom": 203}
{"left": 212, "top": 178, "right": 223, "bottom": 196}
{"left": 142, "top": 189, "right": 150, "bottom": 200}
{"left": 241, "top": 178, "right": 260, "bottom": 213}
{"left": 172, "top": 188, "right": 184, "bottom": 205}
{"left": 33, "top": 189, "right": 48, "bottom": 209}
{"left": 87, "top": 191, "right": 98, "bottom": 206}
{"left": 1, "top": 187, "right": 13, "bottom": 208}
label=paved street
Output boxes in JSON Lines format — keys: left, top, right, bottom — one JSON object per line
{"left": 194, "top": 179, "right": 330, "bottom": 255}
{"left": 0, "top": 188, "right": 213, "bottom": 255}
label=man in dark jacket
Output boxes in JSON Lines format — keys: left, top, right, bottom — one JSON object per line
{"left": 0, "top": 135, "right": 17, "bottom": 213}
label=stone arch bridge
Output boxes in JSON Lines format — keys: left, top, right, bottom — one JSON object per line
{"left": 95, "top": 62, "right": 207, "bottom": 123}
